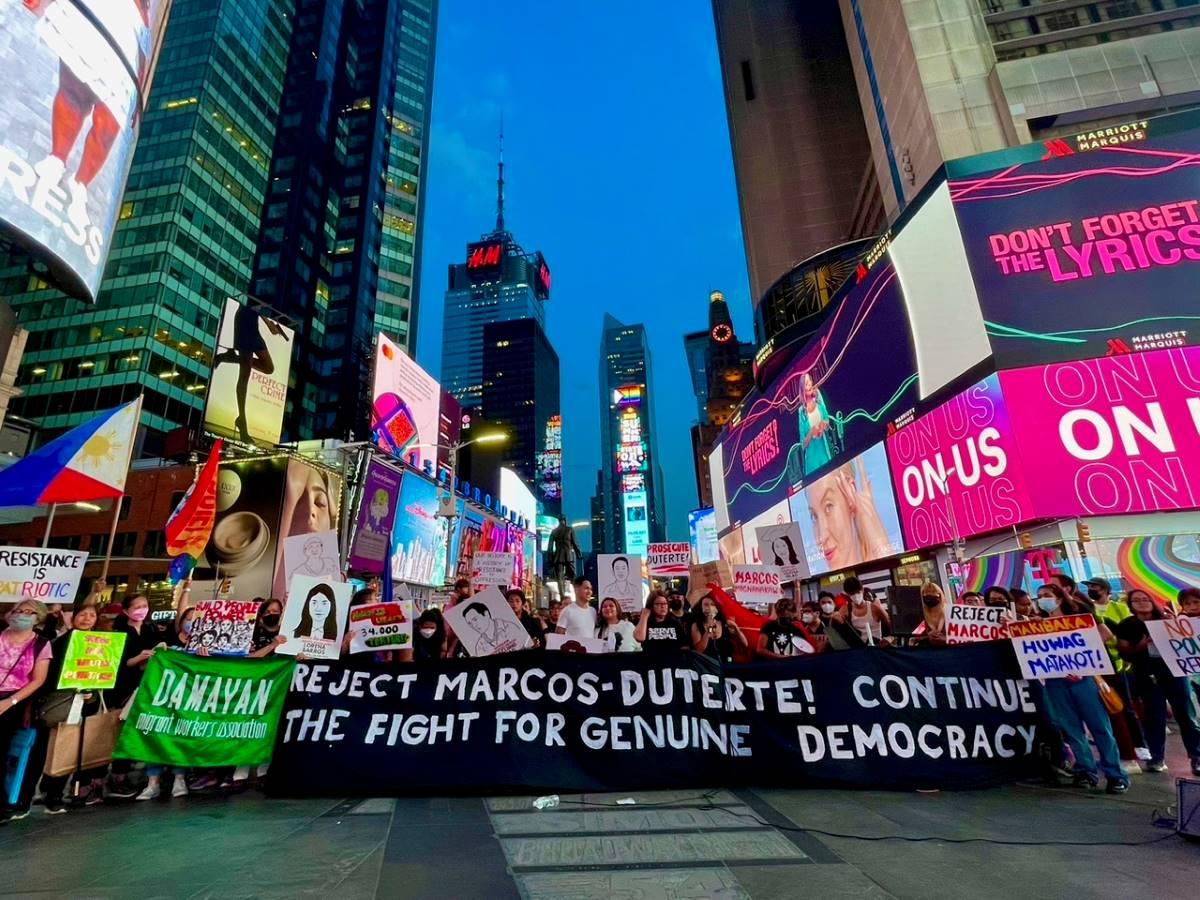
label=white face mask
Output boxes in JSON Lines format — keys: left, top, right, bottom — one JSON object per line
{"left": 801, "top": 613, "right": 815, "bottom": 624}
{"left": 418, "top": 627, "right": 437, "bottom": 639}
{"left": 820, "top": 602, "right": 835, "bottom": 614}
{"left": 851, "top": 593, "right": 865, "bottom": 606}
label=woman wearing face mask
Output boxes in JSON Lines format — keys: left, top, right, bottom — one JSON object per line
{"left": 690, "top": 595, "right": 746, "bottom": 663}
{"left": 0, "top": 600, "right": 53, "bottom": 822}
{"left": 106, "top": 593, "right": 165, "bottom": 800}
{"left": 1114, "top": 589, "right": 1200, "bottom": 776}
{"left": 167, "top": 607, "right": 197, "bottom": 649}
{"left": 413, "top": 609, "right": 447, "bottom": 662}
{"left": 249, "top": 599, "right": 286, "bottom": 657}
{"left": 139, "top": 605, "right": 202, "bottom": 802}
{"left": 1035, "top": 583, "right": 1129, "bottom": 794}
{"left": 595, "top": 598, "right": 638, "bottom": 652}
{"left": 910, "top": 583, "right": 947, "bottom": 646}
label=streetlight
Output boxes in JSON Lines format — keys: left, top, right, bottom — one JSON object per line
{"left": 434, "top": 432, "right": 508, "bottom": 586}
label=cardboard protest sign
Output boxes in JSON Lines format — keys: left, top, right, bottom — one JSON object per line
{"left": 189, "top": 600, "right": 259, "bottom": 656}
{"left": 947, "top": 605, "right": 1008, "bottom": 644}
{"left": 441, "top": 586, "right": 532, "bottom": 657}
{"left": 348, "top": 593, "right": 413, "bottom": 655}
{"left": 278, "top": 575, "right": 353, "bottom": 661}
{"left": 1145, "top": 616, "right": 1200, "bottom": 677}
{"left": 598, "top": 554, "right": 645, "bottom": 613}
{"left": 57, "top": 630, "right": 126, "bottom": 690}
{"left": 1008, "top": 614, "right": 1114, "bottom": 680}
{"left": 114, "top": 652, "right": 294, "bottom": 767}
{"left": 546, "top": 633, "right": 615, "bottom": 654}
{"left": 733, "top": 565, "right": 782, "bottom": 611}
{"left": 471, "top": 551, "right": 514, "bottom": 588}
{"left": 647, "top": 543, "right": 690, "bottom": 577}
{"left": 754, "top": 523, "right": 806, "bottom": 582}
{"left": 282, "top": 529, "right": 342, "bottom": 585}
{"left": 0, "top": 547, "right": 88, "bottom": 605}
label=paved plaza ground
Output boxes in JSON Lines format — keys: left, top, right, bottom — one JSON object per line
{"left": 2, "top": 756, "right": 1196, "bottom": 900}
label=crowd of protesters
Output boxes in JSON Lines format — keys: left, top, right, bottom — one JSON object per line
{"left": 1, "top": 569, "right": 1198, "bottom": 820}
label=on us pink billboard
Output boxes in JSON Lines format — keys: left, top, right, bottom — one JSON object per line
{"left": 886, "top": 374, "right": 1035, "bottom": 549}
{"left": 999, "top": 346, "right": 1200, "bottom": 517}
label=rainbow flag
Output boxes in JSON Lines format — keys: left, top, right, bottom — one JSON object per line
{"left": 0, "top": 400, "right": 140, "bottom": 507}
{"left": 166, "top": 440, "right": 223, "bottom": 561}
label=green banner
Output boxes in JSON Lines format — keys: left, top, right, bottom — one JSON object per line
{"left": 58, "top": 630, "right": 126, "bottom": 690}
{"left": 114, "top": 650, "right": 294, "bottom": 767}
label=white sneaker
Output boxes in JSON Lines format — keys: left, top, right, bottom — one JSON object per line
{"left": 33, "top": 155, "right": 65, "bottom": 187}
{"left": 136, "top": 783, "right": 160, "bottom": 801}
{"left": 1134, "top": 747, "right": 1152, "bottom": 761}
{"left": 233, "top": 765, "right": 249, "bottom": 783}
{"left": 1120, "top": 760, "right": 1142, "bottom": 776}
{"left": 171, "top": 775, "right": 189, "bottom": 798}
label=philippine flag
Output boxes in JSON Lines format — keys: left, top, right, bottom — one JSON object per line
{"left": 0, "top": 400, "right": 140, "bottom": 507}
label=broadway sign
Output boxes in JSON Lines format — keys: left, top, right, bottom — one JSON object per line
{"left": 269, "top": 643, "right": 1040, "bottom": 795}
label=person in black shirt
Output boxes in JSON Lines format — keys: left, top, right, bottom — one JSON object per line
{"left": 757, "top": 598, "right": 819, "bottom": 658}
{"left": 1114, "top": 589, "right": 1200, "bottom": 774}
{"left": 690, "top": 595, "right": 746, "bottom": 663}
{"left": 249, "top": 599, "right": 286, "bottom": 657}
{"left": 413, "top": 609, "right": 447, "bottom": 662}
{"left": 106, "top": 593, "right": 165, "bottom": 799}
{"left": 634, "top": 593, "right": 689, "bottom": 655}
{"left": 507, "top": 589, "right": 544, "bottom": 650}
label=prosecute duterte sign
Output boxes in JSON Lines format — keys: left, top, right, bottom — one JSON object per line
{"left": 1008, "top": 615, "right": 1113, "bottom": 680}
{"left": 269, "top": 643, "right": 1042, "bottom": 795}
{"left": 647, "top": 542, "right": 691, "bottom": 577}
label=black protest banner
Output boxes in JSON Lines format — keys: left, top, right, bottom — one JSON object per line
{"left": 267, "top": 643, "right": 1041, "bottom": 796}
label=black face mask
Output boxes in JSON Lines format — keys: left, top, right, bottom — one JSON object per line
{"left": 1087, "top": 588, "right": 1102, "bottom": 601}
{"left": 261, "top": 613, "right": 281, "bottom": 628}
{"left": 922, "top": 596, "right": 940, "bottom": 608}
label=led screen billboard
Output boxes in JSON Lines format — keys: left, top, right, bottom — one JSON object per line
{"left": 723, "top": 260, "right": 920, "bottom": 526}
{"left": 204, "top": 297, "right": 294, "bottom": 446}
{"left": 499, "top": 467, "right": 536, "bottom": 530}
{"left": 371, "top": 334, "right": 441, "bottom": 472}
{"left": 688, "top": 507, "right": 718, "bottom": 564}
{"left": 0, "top": 0, "right": 171, "bottom": 301}
{"left": 622, "top": 490, "right": 649, "bottom": 557}
{"left": 887, "top": 374, "right": 1035, "bottom": 549}
{"left": 789, "top": 441, "right": 904, "bottom": 576}
{"left": 390, "top": 472, "right": 447, "bottom": 587}
{"left": 948, "top": 113, "right": 1200, "bottom": 368}
{"left": 998, "top": 345, "right": 1200, "bottom": 518}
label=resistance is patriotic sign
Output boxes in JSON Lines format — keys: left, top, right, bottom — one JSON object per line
{"left": 114, "top": 651, "right": 294, "bottom": 767}
{"left": 0, "top": 547, "right": 88, "bottom": 605}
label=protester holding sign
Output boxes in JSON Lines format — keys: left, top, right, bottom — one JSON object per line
{"left": 690, "top": 595, "right": 746, "bottom": 663}
{"left": 0, "top": 599, "right": 53, "bottom": 822}
{"left": 106, "top": 594, "right": 168, "bottom": 799}
{"left": 757, "top": 597, "right": 819, "bottom": 658}
{"left": 507, "top": 590, "right": 545, "bottom": 650}
{"left": 1027, "top": 586, "right": 1127, "bottom": 794}
{"left": 34, "top": 605, "right": 105, "bottom": 812}
{"left": 413, "top": 609, "right": 447, "bottom": 661}
{"left": 1114, "top": 589, "right": 1200, "bottom": 775}
{"left": 248, "top": 599, "right": 286, "bottom": 658}
{"left": 634, "top": 593, "right": 689, "bottom": 655}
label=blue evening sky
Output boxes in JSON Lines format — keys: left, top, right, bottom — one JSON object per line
{"left": 415, "top": 0, "right": 754, "bottom": 546}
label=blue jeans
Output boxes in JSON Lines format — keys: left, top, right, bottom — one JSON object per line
{"left": 1132, "top": 666, "right": 1200, "bottom": 763}
{"left": 1042, "top": 677, "right": 1126, "bottom": 784}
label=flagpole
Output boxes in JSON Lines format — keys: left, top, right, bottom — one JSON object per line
{"left": 41, "top": 504, "right": 57, "bottom": 548}
{"left": 100, "top": 395, "right": 144, "bottom": 585}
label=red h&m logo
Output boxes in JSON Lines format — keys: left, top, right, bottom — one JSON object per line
{"left": 467, "top": 242, "right": 502, "bottom": 269}
{"left": 1105, "top": 339, "right": 1133, "bottom": 356}
{"left": 1040, "top": 139, "right": 1074, "bottom": 160}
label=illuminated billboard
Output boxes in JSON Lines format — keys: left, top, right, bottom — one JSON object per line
{"left": 740, "top": 498, "right": 791, "bottom": 566}
{"left": 371, "top": 333, "right": 441, "bottom": 471}
{"left": 887, "top": 374, "right": 1034, "bottom": 549}
{"left": 622, "top": 490, "right": 649, "bottom": 557}
{"left": 790, "top": 442, "right": 904, "bottom": 576}
{"left": 688, "top": 507, "right": 719, "bottom": 564}
{"left": 999, "top": 346, "right": 1200, "bottom": 518}
{"left": 532, "top": 251, "right": 551, "bottom": 300}
{"left": 466, "top": 239, "right": 503, "bottom": 281}
{"left": 947, "top": 112, "right": 1200, "bottom": 368}
{"left": 615, "top": 406, "right": 647, "bottom": 474}
{"left": 0, "top": 0, "right": 172, "bottom": 301}
{"left": 204, "top": 297, "right": 294, "bottom": 447}
{"left": 499, "top": 467, "right": 536, "bottom": 530}
{"left": 536, "top": 414, "right": 562, "bottom": 502}
{"left": 390, "top": 472, "right": 447, "bottom": 587}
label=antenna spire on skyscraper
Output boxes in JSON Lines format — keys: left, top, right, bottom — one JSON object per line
{"left": 496, "top": 115, "right": 506, "bottom": 232}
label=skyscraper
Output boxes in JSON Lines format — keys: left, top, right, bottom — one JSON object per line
{"left": 712, "top": 0, "right": 882, "bottom": 345}
{"left": 2, "top": 0, "right": 294, "bottom": 454}
{"left": 441, "top": 140, "right": 551, "bottom": 412}
{"left": 481, "top": 317, "right": 561, "bottom": 516}
{"left": 3, "top": 0, "right": 438, "bottom": 450}
{"left": 685, "top": 291, "right": 753, "bottom": 508}
{"left": 247, "top": 0, "right": 438, "bottom": 439}
{"left": 597, "top": 314, "right": 665, "bottom": 556}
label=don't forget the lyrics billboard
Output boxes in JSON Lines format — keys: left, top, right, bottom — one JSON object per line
{"left": 947, "top": 111, "right": 1200, "bottom": 369}
{"left": 0, "top": 0, "right": 172, "bottom": 301}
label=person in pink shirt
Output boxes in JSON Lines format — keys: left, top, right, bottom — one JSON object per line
{"left": 0, "top": 598, "right": 53, "bottom": 822}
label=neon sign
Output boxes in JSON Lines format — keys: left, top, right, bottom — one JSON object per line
{"left": 615, "top": 408, "right": 647, "bottom": 474}
{"left": 536, "top": 415, "right": 562, "bottom": 501}
{"left": 613, "top": 384, "right": 642, "bottom": 406}
{"left": 466, "top": 241, "right": 503, "bottom": 280}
